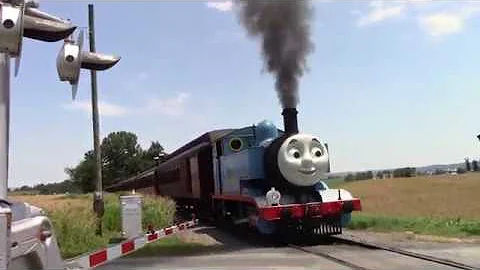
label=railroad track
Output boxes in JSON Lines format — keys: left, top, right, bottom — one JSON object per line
{"left": 289, "top": 235, "right": 480, "bottom": 270}
{"left": 334, "top": 235, "right": 480, "bottom": 270}
{"left": 201, "top": 221, "right": 479, "bottom": 270}
{"left": 290, "top": 243, "right": 370, "bottom": 270}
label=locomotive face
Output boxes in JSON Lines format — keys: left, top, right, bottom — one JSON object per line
{"left": 277, "top": 134, "right": 329, "bottom": 186}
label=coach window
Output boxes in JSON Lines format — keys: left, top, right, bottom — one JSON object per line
{"left": 186, "top": 160, "right": 193, "bottom": 193}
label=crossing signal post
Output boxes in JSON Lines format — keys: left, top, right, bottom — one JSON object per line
{"left": 56, "top": 3, "right": 120, "bottom": 236}
{"left": 0, "top": 0, "right": 76, "bottom": 200}
{"left": 88, "top": 3, "right": 104, "bottom": 237}
{"left": 0, "top": 1, "right": 121, "bottom": 267}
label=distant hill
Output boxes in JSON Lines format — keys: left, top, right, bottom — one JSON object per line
{"left": 329, "top": 162, "right": 466, "bottom": 178}
{"left": 415, "top": 162, "right": 465, "bottom": 173}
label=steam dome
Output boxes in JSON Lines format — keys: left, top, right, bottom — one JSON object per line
{"left": 255, "top": 120, "right": 278, "bottom": 146}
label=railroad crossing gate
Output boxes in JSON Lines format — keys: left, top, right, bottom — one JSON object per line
{"left": 65, "top": 219, "right": 198, "bottom": 270}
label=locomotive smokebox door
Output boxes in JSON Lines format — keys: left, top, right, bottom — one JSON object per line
{"left": 120, "top": 195, "right": 143, "bottom": 239}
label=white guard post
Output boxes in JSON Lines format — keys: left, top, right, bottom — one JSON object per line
{"left": 120, "top": 194, "right": 142, "bottom": 239}
{"left": 64, "top": 219, "right": 198, "bottom": 270}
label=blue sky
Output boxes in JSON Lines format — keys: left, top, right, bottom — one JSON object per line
{"left": 8, "top": 0, "right": 480, "bottom": 187}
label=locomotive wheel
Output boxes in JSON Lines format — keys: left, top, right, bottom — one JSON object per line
{"left": 212, "top": 200, "right": 232, "bottom": 228}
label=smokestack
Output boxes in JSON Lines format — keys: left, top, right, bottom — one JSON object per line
{"left": 282, "top": 108, "right": 299, "bottom": 135}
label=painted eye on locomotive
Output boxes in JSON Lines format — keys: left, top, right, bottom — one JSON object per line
{"left": 228, "top": 137, "right": 243, "bottom": 152}
{"left": 277, "top": 134, "right": 330, "bottom": 186}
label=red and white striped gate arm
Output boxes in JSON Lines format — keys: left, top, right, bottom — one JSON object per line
{"left": 64, "top": 219, "right": 198, "bottom": 270}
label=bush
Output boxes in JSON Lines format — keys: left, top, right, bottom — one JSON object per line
{"left": 344, "top": 174, "right": 355, "bottom": 182}
{"left": 142, "top": 196, "right": 176, "bottom": 229}
{"left": 46, "top": 193, "right": 176, "bottom": 259}
{"left": 48, "top": 206, "right": 111, "bottom": 259}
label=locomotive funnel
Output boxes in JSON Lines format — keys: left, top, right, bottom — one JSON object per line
{"left": 282, "top": 108, "right": 299, "bottom": 135}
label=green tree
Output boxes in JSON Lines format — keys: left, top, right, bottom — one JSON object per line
{"left": 65, "top": 131, "right": 167, "bottom": 193}
{"left": 465, "top": 158, "right": 471, "bottom": 172}
{"left": 65, "top": 150, "right": 96, "bottom": 192}
{"left": 472, "top": 160, "right": 479, "bottom": 172}
{"left": 100, "top": 131, "right": 145, "bottom": 187}
{"left": 141, "top": 141, "right": 167, "bottom": 169}
{"left": 393, "top": 167, "right": 416, "bottom": 178}
{"left": 19, "top": 185, "right": 31, "bottom": 191}
{"left": 344, "top": 174, "right": 355, "bottom": 182}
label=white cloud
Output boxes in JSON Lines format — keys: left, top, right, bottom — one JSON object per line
{"left": 64, "top": 93, "right": 192, "bottom": 118}
{"left": 354, "top": 1, "right": 480, "bottom": 38}
{"left": 418, "top": 13, "right": 463, "bottom": 37}
{"left": 63, "top": 100, "right": 129, "bottom": 117}
{"left": 418, "top": 4, "right": 480, "bottom": 37}
{"left": 144, "top": 92, "right": 191, "bottom": 117}
{"left": 356, "top": 1, "right": 406, "bottom": 27}
{"left": 407, "top": 0, "right": 433, "bottom": 5}
{"left": 206, "top": 1, "right": 233, "bottom": 12}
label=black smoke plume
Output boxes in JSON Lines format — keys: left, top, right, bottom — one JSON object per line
{"left": 236, "top": 0, "right": 314, "bottom": 109}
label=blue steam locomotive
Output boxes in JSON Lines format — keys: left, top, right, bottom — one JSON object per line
{"left": 106, "top": 108, "right": 361, "bottom": 237}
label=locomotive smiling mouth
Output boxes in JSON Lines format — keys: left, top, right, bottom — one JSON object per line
{"left": 298, "top": 168, "right": 316, "bottom": 175}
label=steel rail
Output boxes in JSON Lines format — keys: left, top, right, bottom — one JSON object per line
{"left": 332, "top": 235, "right": 480, "bottom": 270}
{"left": 289, "top": 244, "right": 371, "bottom": 270}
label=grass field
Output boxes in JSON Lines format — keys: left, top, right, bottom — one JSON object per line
{"left": 324, "top": 178, "right": 345, "bottom": 188}
{"left": 337, "top": 173, "right": 480, "bottom": 237}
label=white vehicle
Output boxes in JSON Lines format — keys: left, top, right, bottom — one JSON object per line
{"left": 0, "top": 199, "right": 197, "bottom": 270}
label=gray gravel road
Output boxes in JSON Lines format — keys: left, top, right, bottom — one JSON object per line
{"left": 98, "top": 226, "right": 349, "bottom": 270}
{"left": 97, "top": 227, "right": 480, "bottom": 270}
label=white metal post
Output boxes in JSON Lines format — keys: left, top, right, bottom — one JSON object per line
{"left": 0, "top": 53, "right": 10, "bottom": 200}
{"left": 0, "top": 208, "right": 11, "bottom": 269}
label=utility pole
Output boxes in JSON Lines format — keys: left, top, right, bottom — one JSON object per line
{"left": 0, "top": 54, "right": 10, "bottom": 200}
{"left": 89, "top": 3, "right": 104, "bottom": 236}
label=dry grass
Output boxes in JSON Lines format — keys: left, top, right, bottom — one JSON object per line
{"left": 9, "top": 194, "right": 90, "bottom": 211}
{"left": 340, "top": 173, "right": 480, "bottom": 219}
